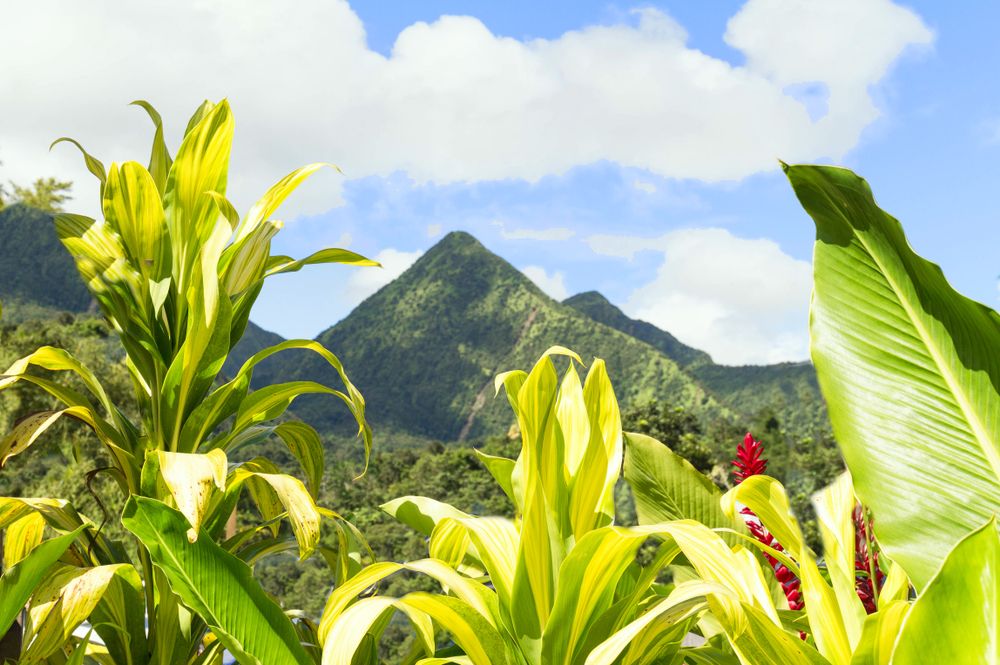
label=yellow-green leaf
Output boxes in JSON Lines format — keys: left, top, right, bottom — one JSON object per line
{"left": 3, "top": 512, "right": 45, "bottom": 567}
{"left": 144, "top": 449, "right": 227, "bottom": 540}
{"left": 890, "top": 519, "right": 999, "bottom": 663}
{"left": 22, "top": 564, "right": 127, "bottom": 663}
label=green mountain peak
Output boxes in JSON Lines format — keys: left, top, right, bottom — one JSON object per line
{"left": 280, "top": 231, "right": 718, "bottom": 442}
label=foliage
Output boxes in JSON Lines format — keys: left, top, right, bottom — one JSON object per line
{"left": 319, "top": 348, "right": 829, "bottom": 664}
{"left": 9, "top": 178, "right": 73, "bottom": 213}
{"left": 622, "top": 399, "right": 715, "bottom": 473}
{"left": 0, "top": 100, "right": 377, "bottom": 662}
{"left": 785, "top": 163, "right": 1000, "bottom": 589}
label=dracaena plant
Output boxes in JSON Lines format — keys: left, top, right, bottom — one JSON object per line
{"left": 0, "top": 100, "right": 376, "bottom": 664}
{"left": 317, "top": 348, "right": 835, "bottom": 665}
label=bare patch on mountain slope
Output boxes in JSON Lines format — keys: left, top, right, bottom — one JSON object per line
{"left": 458, "top": 306, "right": 539, "bottom": 442}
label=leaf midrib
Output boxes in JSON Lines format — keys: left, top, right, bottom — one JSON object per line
{"left": 135, "top": 508, "right": 278, "bottom": 665}
{"left": 844, "top": 222, "right": 1000, "bottom": 483}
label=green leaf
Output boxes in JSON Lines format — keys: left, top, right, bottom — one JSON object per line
{"left": 142, "top": 449, "right": 228, "bottom": 538}
{"left": 785, "top": 164, "right": 1000, "bottom": 588}
{"left": 89, "top": 564, "right": 148, "bottom": 665}
{"left": 0, "top": 527, "right": 85, "bottom": 637}
{"left": 273, "top": 421, "right": 325, "bottom": 499}
{"left": 231, "top": 460, "right": 322, "bottom": 559}
{"left": 236, "top": 163, "right": 337, "bottom": 245}
{"left": 102, "top": 161, "right": 170, "bottom": 282}
{"left": 849, "top": 601, "right": 908, "bottom": 665}
{"left": 474, "top": 450, "right": 515, "bottom": 504}
{"left": 121, "top": 496, "right": 312, "bottom": 665}
{"left": 381, "top": 496, "right": 470, "bottom": 538}
{"left": 264, "top": 247, "right": 380, "bottom": 278}
{"left": 0, "top": 410, "right": 72, "bottom": 468}
{"left": 623, "top": 431, "right": 744, "bottom": 533}
{"left": 130, "top": 99, "right": 174, "bottom": 195}
{"left": 22, "top": 564, "right": 129, "bottom": 663}
{"left": 890, "top": 519, "right": 999, "bottom": 664}
{"left": 541, "top": 527, "right": 650, "bottom": 665}
{"left": 50, "top": 137, "right": 107, "bottom": 194}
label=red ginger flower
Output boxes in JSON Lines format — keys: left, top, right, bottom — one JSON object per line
{"left": 733, "top": 432, "right": 768, "bottom": 483}
{"left": 732, "top": 433, "right": 805, "bottom": 614}
{"left": 852, "top": 504, "right": 885, "bottom": 614}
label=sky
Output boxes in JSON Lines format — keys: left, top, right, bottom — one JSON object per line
{"left": 2, "top": 1, "right": 998, "bottom": 365}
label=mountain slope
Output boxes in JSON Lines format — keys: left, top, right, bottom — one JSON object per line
{"left": 274, "top": 232, "right": 720, "bottom": 441}
{"left": 563, "top": 291, "right": 710, "bottom": 367}
{"left": 0, "top": 204, "right": 92, "bottom": 314}
{"left": 223, "top": 320, "right": 286, "bottom": 378}
{"left": 563, "top": 290, "right": 827, "bottom": 436}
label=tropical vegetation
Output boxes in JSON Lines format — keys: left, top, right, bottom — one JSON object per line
{"left": 0, "top": 101, "right": 995, "bottom": 665}
{"left": 0, "top": 100, "right": 379, "bottom": 663}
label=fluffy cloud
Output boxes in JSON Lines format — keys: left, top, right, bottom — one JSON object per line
{"left": 0, "top": 0, "right": 930, "bottom": 218}
{"left": 522, "top": 266, "right": 569, "bottom": 301}
{"left": 589, "top": 228, "right": 812, "bottom": 365}
{"left": 345, "top": 248, "right": 424, "bottom": 302}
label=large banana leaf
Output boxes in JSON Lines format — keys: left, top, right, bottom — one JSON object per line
{"left": 121, "top": 496, "right": 312, "bottom": 665}
{"left": 785, "top": 164, "right": 1000, "bottom": 588}
{"left": 890, "top": 519, "right": 999, "bottom": 663}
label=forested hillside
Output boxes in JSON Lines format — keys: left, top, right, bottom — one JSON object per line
{"left": 268, "top": 231, "right": 720, "bottom": 442}
{"left": 0, "top": 204, "right": 92, "bottom": 314}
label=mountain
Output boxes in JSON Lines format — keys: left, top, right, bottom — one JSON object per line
{"left": 0, "top": 204, "right": 826, "bottom": 444}
{"left": 0, "top": 204, "right": 92, "bottom": 315}
{"left": 563, "top": 290, "right": 828, "bottom": 437}
{"left": 563, "top": 291, "right": 710, "bottom": 367}
{"left": 267, "top": 231, "right": 721, "bottom": 442}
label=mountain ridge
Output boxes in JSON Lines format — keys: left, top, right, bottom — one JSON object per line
{"left": 267, "top": 230, "right": 722, "bottom": 441}
{"left": 0, "top": 207, "right": 827, "bottom": 445}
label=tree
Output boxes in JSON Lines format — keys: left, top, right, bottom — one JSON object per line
{"left": 10, "top": 177, "right": 72, "bottom": 212}
{"left": 622, "top": 399, "right": 715, "bottom": 473}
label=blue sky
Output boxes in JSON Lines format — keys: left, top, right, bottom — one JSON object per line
{"left": 3, "top": 1, "right": 998, "bottom": 364}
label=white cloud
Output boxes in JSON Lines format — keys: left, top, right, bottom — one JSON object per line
{"left": 591, "top": 228, "right": 812, "bottom": 365}
{"left": 345, "top": 248, "right": 423, "bottom": 303}
{"left": 426, "top": 223, "right": 443, "bottom": 238}
{"left": 494, "top": 220, "right": 575, "bottom": 241}
{"left": 522, "top": 266, "right": 569, "bottom": 301}
{"left": 0, "top": 0, "right": 931, "bottom": 219}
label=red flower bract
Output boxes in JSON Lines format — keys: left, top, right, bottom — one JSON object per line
{"left": 732, "top": 432, "right": 768, "bottom": 483}
{"left": 853, "top": 503, "right": 885, "bottom": 614}
{"left": 732, "top": 432, "right": 805, "bottom": 615}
